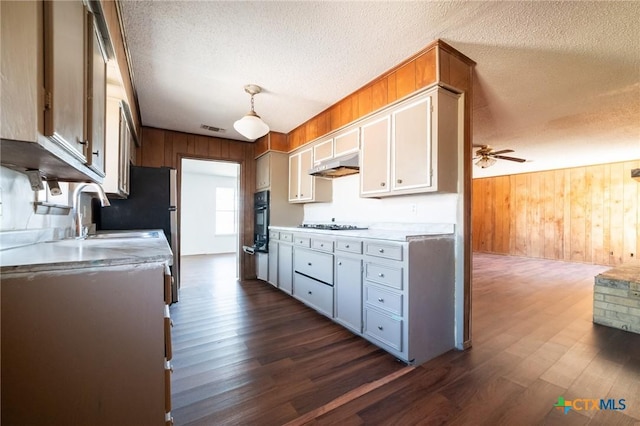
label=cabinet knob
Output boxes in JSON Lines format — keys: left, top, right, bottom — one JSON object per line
{"left": 378, "top": 273, "right": 384, "bottom": 278}
{"left": 300, "top": 193, "right": 304, "bottom": 197}
{"left": 379, "top": 248, "right": 384, "bottom": 253}
{"left": 338, "top": 262, "right": 342, "bottom": 266}
{"left": 320, "top": 244, "right": 324, "bottom": 247}
{"left": 378, "top": 298, "right": 384, "bottom": 303}
{"left": 92, "top": 150, "right": 100, "bottom": 156}
{"left": 308, "top": 262, "right": 312, "bottom": 266}
{"left": 380, "top": 182, "right": 386, "bottom": 187}
{"left": 377, "top": 326, "right": 384, "bottom": 331}
{"left": 77, "top": 138, "right": 88, "bottom": 145}
{"left": 345, "top": 244, "right": 350, "bottom": 248}
{"left": 308, "top": 291, "right": 312, "bottom": 295}
{"left": 397, "top": 179, "right": 403, "bottom": 184}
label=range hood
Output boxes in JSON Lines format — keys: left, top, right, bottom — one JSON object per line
{"left": 309, "top": 153, "right": 359, "bottom": 178}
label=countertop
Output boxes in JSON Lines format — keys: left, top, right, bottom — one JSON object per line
{"left": 597, "top": 264, "right": 640, "bottom": 285}
{"left": 0, "top": 230, "right": 173, "bottom": 274}
{"left": 269, "top": 223, "right": 455, "bottom": 242}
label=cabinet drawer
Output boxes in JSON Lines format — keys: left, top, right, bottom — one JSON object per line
{"left": 365, "top": 308, "right": 402, "bottom": 351}
{"left": 293, "top": 273, "right": 334, "bottom": 317}
{"left": 280, "top": 233, "right": 293, "bottom": 242}
{"left": 365, "top": 285, "right": 402, "bottom": 316}
{"left": 164, "top": 359, "right": 173, "bottom": 412}
{"left": 269, "top": 230, "right": 280, "bottom": 240}
{"left": 336, "top": 239, "right": 362, "bottom": 254}
{"left": 294, "top": 235, "right": 311, "bottom": 247}
{"left": 365, "top": 262, "right": 403, "bottom": 290}
{"left": 295, "top": 248, "right": 333, "bottom": 285}
{"left": 365, "top": 242, "right": 403, "bottom": 261}
{"left": 311, "top": 238, "right": 334, "bottom": 252}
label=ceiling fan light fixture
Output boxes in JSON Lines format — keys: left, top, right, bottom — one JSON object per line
{"left": 233, "top": 84, "right": 269, "bottom": 141}
{"left": 476, "top": 156, "right": 497, "bottom": 168}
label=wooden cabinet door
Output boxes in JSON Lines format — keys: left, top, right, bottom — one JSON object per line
{"left": 86, "top": 16, "right": 107, "bottom": 176}
{"left": 335, "top": 256, "right": 363, "bottom": 333}
{"left": 256, "top": 153, "right": 270, "bottom": 190}
{"left": 44, "top": 0, "right": 88, "bottom": 162}
{"left": 288, "top": 153, "right": 299, "bottom": 201}
{"left": 278, "top": 243, "right": 293, "bottom": 294}
{"left": 298, "top": 148, "right": 314, "bottom": 201}
{"left": 392, "top": 96, "right": 432, "bottom": 191}
{"left": 360, "top": 115, "right": 391, "bottom": 196}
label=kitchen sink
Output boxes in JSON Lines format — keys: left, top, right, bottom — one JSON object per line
{"left": 86, "top": 230, "right": 161, "bottom": 240}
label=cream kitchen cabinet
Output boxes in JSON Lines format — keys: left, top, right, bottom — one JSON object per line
{"left": 103, "top": 99, "right": 134, "bottom": 197}
{"left": 288, "top": 147, "right": 331, "bottom": 203}
{"left": 335, "top": 246, "right": 363, "bottom": 334}
{"left": 268, "top": 239, "right": 278, "bottom": 286}
{"left": 86, "top": 16, "right": 107, "bottom": 177}
{"left": 313, "top": 128, "right": 359, "bottom": 166}
{"left": 1, "top": 261, "right": 170, "bottom": 425}
{"left": 360, "top": 86, "right": 460, "bottom": 198}
{"left": 278, "top": 235, "right": 294, "bottom": 294}
{"left": 256, "top": 151, "right": 303, "bottom": 225}
{"left": 0, "top": 0, "right": 106, "bottom": 183}
{"left": 293, "top": 241, "right": 335, "bottom": 318}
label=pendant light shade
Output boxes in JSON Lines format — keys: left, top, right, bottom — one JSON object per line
{"left": 234, "top": 84, "right": 269, "bottom": 141}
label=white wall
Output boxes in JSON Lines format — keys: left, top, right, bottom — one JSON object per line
{"left": 303, "top": 174, "right": 458, "bottom": 225}
{"left": 180, "top": 171, "right": 238, "bottom": 255}
{"left": 0, "top": 166, "right": 73, "bottom": 234}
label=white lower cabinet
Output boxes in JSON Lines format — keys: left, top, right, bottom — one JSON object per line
{"left": 278, "top": 242, "right": 293, "bottom": 294}
{"left": 335, "top": 254, "right": 363, "bottom": 333}
{"left": 256, "top": 252, "right": 268, "bottom": 281}
{"left": 268, "top": 240, "right": 278, "bottom": 286}
{"left": 269, "top": 227, "right": 455, "bottom": 365}
{"left": 293, "top": 273, "right": 334, "bottom": 317}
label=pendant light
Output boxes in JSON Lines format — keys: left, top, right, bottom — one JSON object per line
{"left": 233, "top": 84, "right": 269, "bottom": 140}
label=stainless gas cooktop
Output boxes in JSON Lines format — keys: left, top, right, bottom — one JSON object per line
{"left": 298, "top": 224, "right": 368, "bottom": 231}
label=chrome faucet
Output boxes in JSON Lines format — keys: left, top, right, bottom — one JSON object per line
{"left": 73, "top": 183, "right": 111, "bottom": 238}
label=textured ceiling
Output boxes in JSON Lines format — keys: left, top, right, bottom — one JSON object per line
{"left": 118, "top": 1, "right": 640, "bottom": 178}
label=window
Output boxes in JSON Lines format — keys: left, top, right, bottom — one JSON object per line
{"left": 215, "top": 187, "right": 237, "bottom": 235}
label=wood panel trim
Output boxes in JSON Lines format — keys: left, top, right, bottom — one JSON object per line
{"left": 472, "top": 160, "right": 640, "bottom": 267}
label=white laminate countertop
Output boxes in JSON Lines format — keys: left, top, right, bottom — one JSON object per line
{"left": 0, "top": 230, "right": 173, "bottom": 274}
{"left": 269, "top": 223, "right": 454, "bottom": 242}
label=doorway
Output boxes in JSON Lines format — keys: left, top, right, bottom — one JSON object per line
{"left": 180, "top": 158, "right": 240, "bottom": 284}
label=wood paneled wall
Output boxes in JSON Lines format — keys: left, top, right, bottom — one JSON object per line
{"left": 472, "top": 160, "right": 640, "bottom": 266}
{"left": 140, "top": 127, "right": 257, "bottom": 280}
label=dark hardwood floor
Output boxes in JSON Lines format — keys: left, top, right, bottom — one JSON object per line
{"left": 170, "top": 253, "right": 640, "bottom": 425}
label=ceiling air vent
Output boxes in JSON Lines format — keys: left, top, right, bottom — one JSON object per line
{"left": 200, "top": 124, "right": 226, "bottom": 133}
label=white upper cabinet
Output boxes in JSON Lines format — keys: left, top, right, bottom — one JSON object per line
{"left": 43, "top": 0, "right": 89, "bottom": 163}
{"left": 103, "top": 98, "right": 134, "bottom": 198}
{"left": 86, "top": 15, "right": 107, "bottom": 177}
{"left": 360, "top": 115, "right": 391, "bottom": 196}
{"left": 360, "top": 86, "right": 460, "bottom": 198}
{"left": 288, "top": 148, "right": 331, "bottom": 203}
{"left": 333, "top": 127, "right": 359, "bottom": 157}
{"left": 0, "top": 0, "right": 109, "bottom": 183}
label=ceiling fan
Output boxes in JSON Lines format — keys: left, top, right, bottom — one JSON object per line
{"left": 473, "top": 145, "right": 526, "bottom": 168}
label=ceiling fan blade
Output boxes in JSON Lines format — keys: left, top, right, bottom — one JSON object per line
{"left": 490, "top": 149, "right": 514, "bottom": 155}
{"left": 472, "top": 144, "right": 490, "bottom": 148}
{"left": 494, "top": 155, "right": 526, "bottom": 163}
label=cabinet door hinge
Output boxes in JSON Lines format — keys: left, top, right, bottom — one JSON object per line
{"left": 44, "top": 91, "right": 52, "bottom": 111}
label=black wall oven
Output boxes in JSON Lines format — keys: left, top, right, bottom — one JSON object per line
{"left": 253, "top": 190, "right": 269, "bottom": 252}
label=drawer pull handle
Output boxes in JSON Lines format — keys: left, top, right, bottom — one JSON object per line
{"left": 378, "top": 298, "right": 384, "bottom": 303}
{"left": 379, "top": 248, "right": 384, "bottom": 253}
{"left": 170, "top": 320, "right": 174, "bottom": 327}
{"left": 308, "top": 262, "right": 312, "bottom": 266}
{"left": 378, "top": 273, "right": 384, "bottom": 278}
{"left": 377, "top": 326, "right": 384, "bottom": 331}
